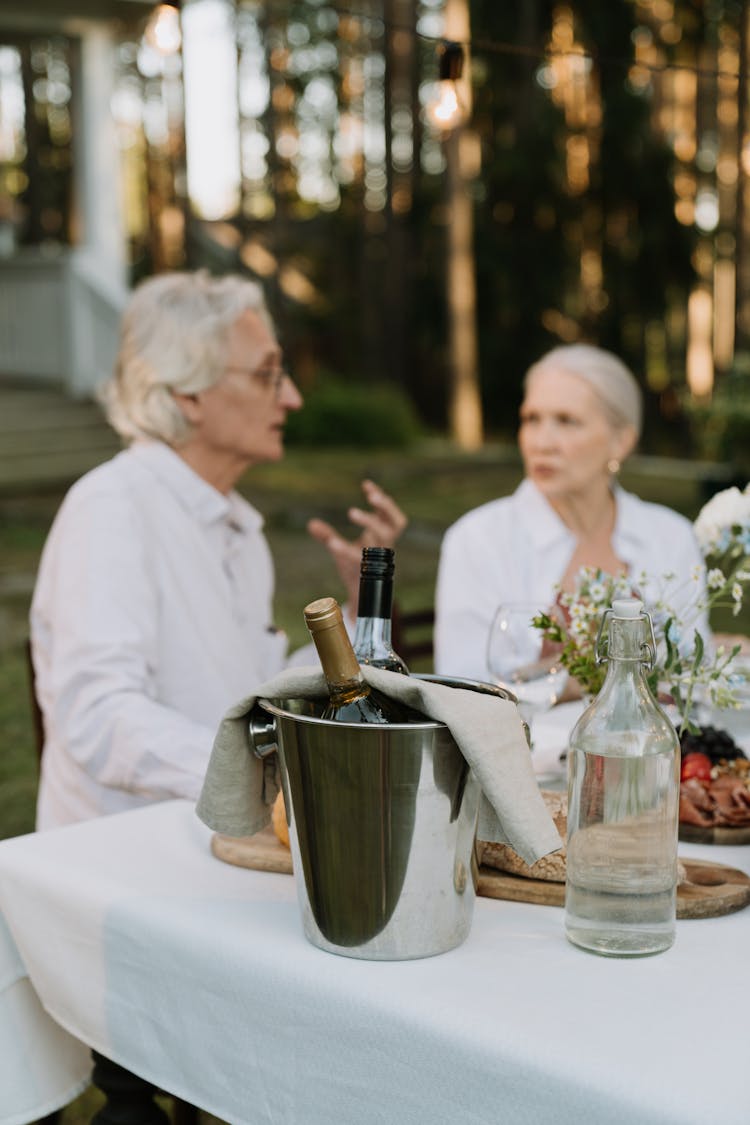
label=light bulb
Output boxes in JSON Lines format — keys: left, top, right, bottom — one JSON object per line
{"left": 426, "top": 41, "right": 467, "bottom": 132}
{"left": 144, "top": 3, "right": 182, "bottom": 56}
{"left": 427, "top": 81, "right": 463, "bottom": 130}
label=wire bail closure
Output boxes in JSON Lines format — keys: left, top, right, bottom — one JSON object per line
{"left": 595, "top": 607, "right": 656, "bottom": 670}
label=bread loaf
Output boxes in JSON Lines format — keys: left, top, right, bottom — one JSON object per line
{"left": 478, "top": 790, "right": 567, "bottom": 883}
{"left": 478, "top": 792, "right": 688, "bottom": 887}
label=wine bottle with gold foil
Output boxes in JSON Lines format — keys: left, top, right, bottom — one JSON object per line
{"left": 304, "top": 596, "right": 419, "bottom": 724}
{"left": 353, "top": 547, "right": 409, "bottom": 674}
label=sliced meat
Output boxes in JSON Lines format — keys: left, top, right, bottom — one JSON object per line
{"left": 710, "top": 775, "right": 750, "bottom": 826}
{"left": 679, "top": 780, "right": 716, "bottom": 827}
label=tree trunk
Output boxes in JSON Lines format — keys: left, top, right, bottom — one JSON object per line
{"left": 444, "top": 0, "right": 483, "bottom": 449}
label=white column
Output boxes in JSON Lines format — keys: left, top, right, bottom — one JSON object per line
{"left": 66, "top": 21, "right": 129, "bottom": 395}
{"left": 72, "top": 23, "right": 127, "bottom": 285}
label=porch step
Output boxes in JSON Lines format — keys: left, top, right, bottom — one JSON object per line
{"left": 0, "top": 382, "right": 119, "bottom": 492}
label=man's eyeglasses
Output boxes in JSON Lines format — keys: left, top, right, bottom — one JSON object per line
{"left": 224, "top": 365, "right": 291, "bottom": 398}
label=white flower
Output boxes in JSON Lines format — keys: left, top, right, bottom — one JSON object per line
{"left": 694, "top": 486, "right": 750, "bottom": 555}
{"left": 707, "top": 567, "right": 725, "bottom": 590}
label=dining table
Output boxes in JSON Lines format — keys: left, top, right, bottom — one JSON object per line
{"left": 0, "top": 753, "right": 748, "bottom": 1125}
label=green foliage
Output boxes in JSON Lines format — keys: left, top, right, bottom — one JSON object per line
{"left": 686, "top": 362, "right": 750, "bottom": 474}
{"left": 533, "top": 560, "right": 749, "bottom": 733}
{"left": 0, "top": 650, "right": 38, "bottom": 840}
{"left": 285, "top": 377, "right": 422, "bottom": 449}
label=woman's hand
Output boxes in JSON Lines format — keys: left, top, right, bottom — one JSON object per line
{"left": 307, "top": 479, "right": 408, "bottom": 615}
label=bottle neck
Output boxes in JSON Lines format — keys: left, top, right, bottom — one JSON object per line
{"left": 353, "top": 616, "right": 396, "bottom": 654}
{"left": 356, "top": 573, "right": 394, "bottom": 621}
{"left": 600, "top": 615, "right": 649, "bottom": 691}
{"left": 353, "top": 574, "right": 409, "bottom": 671}
{"left": 329, "top": 677, "right": 371, "bottom": 707}
{"left": 607, "top": 616, "right": 646, "bottom": 663}
{"left": 306, "top": 606, "right": 369, "bottom": 703}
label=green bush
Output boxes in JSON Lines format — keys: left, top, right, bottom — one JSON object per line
{"left": 286, "top": 377, "right": 422, "bottom": 449}
{"left": 686, "top": 360, "right": 750, "bottom": 476}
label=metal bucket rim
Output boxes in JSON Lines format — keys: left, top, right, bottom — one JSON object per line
{"left": 256, "top": 673, "right": 516, "bottom": 731}
{"left": 256, "top": 697, "right": 444, "bottom": 731}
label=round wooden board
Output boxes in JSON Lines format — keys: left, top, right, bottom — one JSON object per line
{"left": 212, "top": 832, "right": 750, "bottom": 920}
{"left": 212, "top": 827, "right": 292, "bottom": 875}
{"left": 675, "top": 858, "right": 750, "bottom": 917}
{"left": 679, "top": 822, "right": 750, "bottom": 846}
{"left": 478, "top": 857, "right": 750, "bottom": 919}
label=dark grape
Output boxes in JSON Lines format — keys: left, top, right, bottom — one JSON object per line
{"left": 679, "top": 724, "right": 747, "bottom": 762}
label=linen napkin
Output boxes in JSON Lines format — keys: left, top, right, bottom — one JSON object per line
{"left": 196, "top": 665, "right": 562, "bottom": 866}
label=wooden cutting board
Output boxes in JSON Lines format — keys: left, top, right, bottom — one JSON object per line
{"left": 679, "top": 823, "right": 750, "bottom": 846}
{"left": 211, "top": 830, "right": 750, "bottom": 920}
{"left": 477, "top": 858, "right": 750, "bottom": 919}
{"left": 213, "top": 828, "right": 293, "bottom": 875}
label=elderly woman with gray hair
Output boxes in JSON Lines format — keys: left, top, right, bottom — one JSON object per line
{"left": 434, "top": 344, "right": 708, "bottom": 683}
{"left": 31, "top": 270, "right": 406, "bottom": 830}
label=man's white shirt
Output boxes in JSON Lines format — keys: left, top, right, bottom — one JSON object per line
{"left": 32, "top": 442, "right": 288, "bottom": 828}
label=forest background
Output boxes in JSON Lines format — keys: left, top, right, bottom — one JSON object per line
{"left": 6, "top": 0, "right": 750, "bottom": 459}
{"left": 111, "top": 0, "right": 750, "bottom": 463}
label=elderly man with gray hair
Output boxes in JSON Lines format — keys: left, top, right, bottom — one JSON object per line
{"left": 31, "top": 270, "right": 407, "bottom": 831}
{"left": 434, "top": 343, "right": 709, "bottom": 682}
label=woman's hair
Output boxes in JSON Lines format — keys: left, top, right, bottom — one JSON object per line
{"left": 524, "top": 344, "right": 643, "bottom": 438}
{"left": 100, "top": 270, "right": 272, "bottom": 444}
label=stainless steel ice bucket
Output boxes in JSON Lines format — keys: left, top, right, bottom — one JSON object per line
{"left": 248, "top": 675, "right": 515, "bottom": 960}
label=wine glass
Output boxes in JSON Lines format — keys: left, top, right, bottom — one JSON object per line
{"left": 486, "top": 602, "right": 568, "bottom": 785}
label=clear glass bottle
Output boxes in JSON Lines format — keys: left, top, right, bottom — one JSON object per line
{"left": 304, "top": 596, "right": 418, "bottom": 724}
{"left": 352, "top": 547, "right": 409, "bottom": 674}
{"left": 565, "top": 597, "right": 680, "bottom": 957}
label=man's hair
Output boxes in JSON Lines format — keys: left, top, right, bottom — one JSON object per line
{"left": 524, "top": 344, "right": 643, "bottom": 439}
{"left": 101, "top": 270, "right": 272, "bottom": 444}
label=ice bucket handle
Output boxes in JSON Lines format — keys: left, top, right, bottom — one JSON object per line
{"left": 248, "top": 704, "right": 278, "bottom": 760}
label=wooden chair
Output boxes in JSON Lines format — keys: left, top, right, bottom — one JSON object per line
{"left": 25, "top": 640, "right": 201, "bottom": 1125}
{"left": 25, "top": 637, "right": 45, "bottom": 767}
{"left": 391, "top": 604, "right": 435, "bottom": 668}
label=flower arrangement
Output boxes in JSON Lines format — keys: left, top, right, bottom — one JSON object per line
{"left": 533, "top": 485, "right": 750, "bottom": 731}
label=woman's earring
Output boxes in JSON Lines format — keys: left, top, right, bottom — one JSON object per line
{"left": 607, "top": 458, "right": 621, "bottom": 475}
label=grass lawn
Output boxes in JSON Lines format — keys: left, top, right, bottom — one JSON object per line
{"left": 0, "top": 442, "right": 741, "bottom": 1124}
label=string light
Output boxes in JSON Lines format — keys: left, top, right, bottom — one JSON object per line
{"left": 426, "top": 41, "right": 466, "bottom": 131}
{"left": 227, "top": 0, "right": 743, "bottom": 85}
{"left": 144, "top": 0, "right": 182, "bottom": 56}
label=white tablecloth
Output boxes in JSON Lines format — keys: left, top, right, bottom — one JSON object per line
{"left": 0, "top": 798, "right": 748, "bottom": 1125}
{"left": 0, "top": 912, "right": 91, "bottom": 1125}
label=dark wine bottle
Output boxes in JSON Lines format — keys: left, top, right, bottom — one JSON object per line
{"left": 303, "top": 597, "right": 419, "bottom": 724}
{"left": 352, "top": 546, "right": 409, "bottom": 674}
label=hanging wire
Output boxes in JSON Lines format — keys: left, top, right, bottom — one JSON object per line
{"left": 232, "top": 0, "right": 743, "bottom": 83}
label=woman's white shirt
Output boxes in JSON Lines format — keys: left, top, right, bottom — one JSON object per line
{"left": 32, "top": 442, "right": 288, "bottom": 829}
{"left": 434, "top": 478, "right": 708, "bottom": 683}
